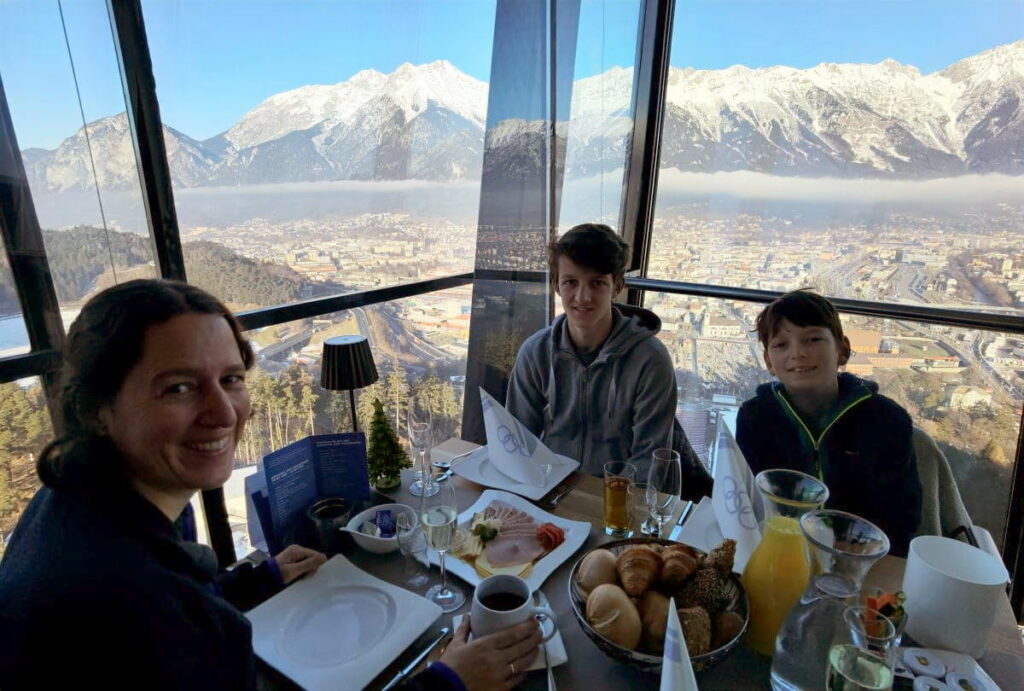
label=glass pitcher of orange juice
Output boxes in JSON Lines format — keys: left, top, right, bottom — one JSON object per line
{"left": 740, "top": 469, "right": 829, "bottom": 656}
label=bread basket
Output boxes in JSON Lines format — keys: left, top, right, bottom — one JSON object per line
{"left": 567, "top": 536, "right": 749, "bottom": 674}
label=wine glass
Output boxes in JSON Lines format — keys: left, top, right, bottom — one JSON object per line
{"left": 420, "top": 479, "right": 464, "bottom": 612}
{"left": 407, "top": 394, "right": 438, "bottom": 498}
{"left": 646, "top": 448, "right": 681, "bottom": 538}
{"left": 633, "top": 481, "right": 659, "bottom": 536}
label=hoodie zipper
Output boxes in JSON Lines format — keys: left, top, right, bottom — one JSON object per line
{"left": 773, "top": 388, "right": 872, "bottom": 483}
{"left": 579, "top": 366, "right": 590, "bottom": 463}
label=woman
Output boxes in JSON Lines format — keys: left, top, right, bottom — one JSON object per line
{"left": 0, "top": 279, "right": 538, "bottom": 690}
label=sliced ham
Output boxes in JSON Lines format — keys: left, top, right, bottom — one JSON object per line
{"left": 485, "top": 533, "right": 546, "bottom": 567}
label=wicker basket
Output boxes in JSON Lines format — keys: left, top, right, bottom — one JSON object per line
{"left": 567, "top": 536, "right": 749, "bottom": 674}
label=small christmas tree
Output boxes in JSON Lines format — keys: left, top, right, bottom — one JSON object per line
{"left": 367, "top": 398, "right": 411, "bottom": 490}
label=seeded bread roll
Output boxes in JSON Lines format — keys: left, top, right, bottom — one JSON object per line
{"left": 577, "top": 549, "right": 619, "bottom": 597}
{"left": 586, "top": 584, "right": 642, "bottom": 650}
{"left": 678, "top": 605, "right": 712, "bottom": 656}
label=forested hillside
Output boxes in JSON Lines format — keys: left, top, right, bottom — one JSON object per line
{"left": 182, "top": 241, "right": 303, "bottom": 308}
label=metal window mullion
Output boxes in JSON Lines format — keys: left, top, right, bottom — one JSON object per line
{"left": 107, "top": 0, "right": 186, "bottom": 283}
{"left": 0, "top": 75, "right": 66, "bottom": 422}
{"left": 619, "top": 0, "right": 675, "bottom": 308}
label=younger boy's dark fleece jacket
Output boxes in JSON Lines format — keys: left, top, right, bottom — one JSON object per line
{"left": 736, "top": 373, "right": 922, "bottom": 557}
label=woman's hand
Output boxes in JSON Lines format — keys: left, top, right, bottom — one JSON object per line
{"left": 438, "top": 615, "right": 542, "bottom": 691}
{"left": 273, "top": 545, "right": 326, "bottom": 584}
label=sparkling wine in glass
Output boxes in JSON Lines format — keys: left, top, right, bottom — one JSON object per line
{"left": 407, "top": 394, "right": 438, "bottom": 498}
{"left": 646, "top": 448, "right": 681, "bottom": 538}
{"left": 420, "top": 481, "right": 464, "bottom": 612}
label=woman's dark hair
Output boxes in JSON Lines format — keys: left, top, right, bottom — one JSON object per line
{"left": 37, "top": 279, "right": 253, "bottom": 489}
{"left": 548, "top": 223, "right": 630, "bottom": 290}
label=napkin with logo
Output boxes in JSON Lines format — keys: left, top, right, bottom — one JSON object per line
{"left": 711, "top": 423, "right": 762, "bottom": 573}
{"left": 480, "top": 388, "right": 556, "bottom": 487}
{"left": 660, "top": 597, "right": 698, "bottom": 690}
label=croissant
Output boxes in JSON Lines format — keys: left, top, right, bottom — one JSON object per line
{"left": 660, "top": 544, "right": 700, "bottom": 589}
{"left": 615, "top": 546, "right": 662, "bottom": 596}
{"left": 678, "top": 606, "right": 712, "bottom": 656}
{"left": 704, "top": 539, "right": 737, "bottom": 575}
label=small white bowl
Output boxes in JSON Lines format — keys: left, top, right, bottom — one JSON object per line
{"left": 344, "top": 503, "right": 414, "bottom": 554}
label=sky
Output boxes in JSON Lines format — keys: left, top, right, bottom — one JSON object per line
{"left": 1, "top": 0, "right": 1021, "bottom": 150}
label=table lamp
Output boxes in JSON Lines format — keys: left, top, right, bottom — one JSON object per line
{"left": 320, "top": 335, "right": 379, "bottom": 433}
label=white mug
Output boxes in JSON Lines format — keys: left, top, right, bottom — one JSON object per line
{"left": 470, "top": 574, "right": 557, "bottom": 642}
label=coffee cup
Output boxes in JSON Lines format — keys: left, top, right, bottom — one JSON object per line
{"left": 470, "top": 574, "right": 557, "bottom": 642}
{"left": 306, "top": 497, "right": 351, "bottom": 553}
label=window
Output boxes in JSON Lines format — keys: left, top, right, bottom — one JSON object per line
{"left": 0, "top": 377, "right": 51, "bottom": 553}
{"left": 140, "top": 1, "right": 495, "bottom": 311}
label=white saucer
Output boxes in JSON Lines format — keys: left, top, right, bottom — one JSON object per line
{"left": 451, "top": 445, "right": 579, "bottom": 501}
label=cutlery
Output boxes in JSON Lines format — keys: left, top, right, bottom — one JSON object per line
{"left": 535, "top": 472, "right": 583, "bottom": 510}
{"left": 534, "top": 591, "right": 557, "bottom": 691}
{"left": 380, "top": 626, "right": 451, "bottom": 691}
{"left": 434, "top": 447, "right": 482, "bottom": 482}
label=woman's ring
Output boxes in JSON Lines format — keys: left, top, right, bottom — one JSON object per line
{"left": 509, "top": 661, "right": 517, "bottom": 676}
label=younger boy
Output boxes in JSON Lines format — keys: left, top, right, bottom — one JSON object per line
{"left": 736, "top": 290, "right": 921, "bottom": 556}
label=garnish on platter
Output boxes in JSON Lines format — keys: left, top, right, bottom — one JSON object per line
{"left": 450, "top": 501, "right": 567, "bottom": 579}
{"left": 864, "top": 589, "right": 906, "bottom": 636}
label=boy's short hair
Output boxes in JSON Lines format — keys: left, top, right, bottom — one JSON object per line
{"left": 548, "top": 223, "right": 630, "bottom": 288}
{"left": 755, "top": 290, "right": 846, "bottom": 347}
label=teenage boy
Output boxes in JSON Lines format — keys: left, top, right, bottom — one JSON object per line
{"left": 736, "top": 290, "right": 921, "bottom": 556}
{"left": 506, "top": 223, "right": 711, "bottom": 499}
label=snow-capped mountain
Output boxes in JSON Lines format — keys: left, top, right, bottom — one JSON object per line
{"left": 22, "top": 43, "right": 1024, "bottom": 191}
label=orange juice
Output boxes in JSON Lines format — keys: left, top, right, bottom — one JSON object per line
{"left": 741, "top": 515, "right": 812, "bottom": 656}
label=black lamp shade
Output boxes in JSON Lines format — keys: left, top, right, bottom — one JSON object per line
{"left": 320, "top": 335, "right": 379, "bottom": 390}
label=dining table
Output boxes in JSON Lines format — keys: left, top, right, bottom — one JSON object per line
{"left": 257, "top": 467, "right": 1024, "bottom": 690}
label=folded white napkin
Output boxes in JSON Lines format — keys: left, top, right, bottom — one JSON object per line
{"left": 661, "top": 597, "right": 699, "bottom": 690}
{"left": 479, "top": 388, "right": 554, "bottom": 487}
{"left": 674, "top": 497, "right": 723, "bottom": 554}
{"left": 711, "top": 424, "right": 762, "bottom": 573}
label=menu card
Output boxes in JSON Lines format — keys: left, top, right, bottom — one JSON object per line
{"left": 263, "top": 433, "right": 370, "bottom": 549}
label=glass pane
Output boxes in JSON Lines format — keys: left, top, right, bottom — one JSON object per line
{"left": 559, "top": 0, "right": 642, "bottom": 231}
{"left": 229, "top": 287, "right": 471, "bottom": 555}
{"left": 647, "top": 292, "right": 1022, "bottom": 548}
{"left": 650, "top": 1, "right": 1024, "bottom": 317}
{"left": 0, "top": 377, "right": 52, "bottom": 552}
{"left": 0, "top": 0, "right": 157, "bottom": 335}
{"left": 141, "top": 1, "right": 496, "bottom": 311}
{"left": 0, "top": 250, "right": 29, "bottom": 358}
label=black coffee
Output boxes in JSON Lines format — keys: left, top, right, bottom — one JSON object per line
{"left": 479, "top": 592, "right": 527, "bottom": 611}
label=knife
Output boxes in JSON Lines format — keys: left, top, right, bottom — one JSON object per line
{"left": 380, "top": 626, "right": 451, "bottom": 691}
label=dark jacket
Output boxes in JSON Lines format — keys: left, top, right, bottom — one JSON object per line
{"left": 507, "top": 304, "right": 711, "bottom": 499}
{"left": 736, "top": 373, "right": 921, "bottom": 557}
{"left": 0, "top": 485, "right": 460, "bottom": 690}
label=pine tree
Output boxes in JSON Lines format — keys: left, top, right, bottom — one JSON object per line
{"left": 366, "top": 398, "right": 411, "bottom": 490}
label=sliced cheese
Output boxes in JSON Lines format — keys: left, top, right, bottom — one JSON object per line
{"left": 474, "top": 552, "right": 533, "bottom": 578}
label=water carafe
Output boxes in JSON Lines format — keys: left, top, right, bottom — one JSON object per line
{"left": 770, "top": 510, "right": 890, "bottom": 690}
{"left": 740, "top": 469, "right": 829, "bottom": 656}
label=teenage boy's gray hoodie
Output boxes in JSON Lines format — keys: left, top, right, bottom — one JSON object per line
{"left": 506, "top": 304, "right": 680, "bottom": 478}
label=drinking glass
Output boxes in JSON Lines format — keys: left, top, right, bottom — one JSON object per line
{"left": 632, "top": 481, "right": 658, "bottom": 536}
{"left": 603, "top": 461, "right": 636, "bottom": 537}
{"left": 407, "top": 394, "right": 438, "bottom": 498}
{"left": 825, "top": 606, "right": 897, "bottom": 690}
{"left": 646, "top": 448, "right": 681, "bottom": 538}
{"left": 420, "top": 480, "right": 464, "bottom": 611}
{"left": 396, "top": 511, "right": 431, "bottom": 590}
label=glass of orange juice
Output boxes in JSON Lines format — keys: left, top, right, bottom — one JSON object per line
{"left": 603, "top": 461, "right": 636, "bottom": 537}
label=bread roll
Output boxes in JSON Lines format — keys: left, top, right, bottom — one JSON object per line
{"left": 712, "top": 610, "right": 745, "bottom": 649}
{"left": 678, "top": 605, "right": 712, "bottom": 656}
{"left": 637, "top": 589, "right": 670, "bottom": 653}
{"left": 577, "top": 549, "right": 618, "bottom": 597}
{"left": 615, "top": 545, "right": 662, "bottom": 596}
{"left": 586, "top": 584, "right": 642, "bottom": 650}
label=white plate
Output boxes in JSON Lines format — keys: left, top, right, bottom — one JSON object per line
{"left": 429, "top": 489, "right": 590, "bottom": 591}
{"left": 451, "top": 445, "right": 580, "bottom": 501}
{"left": 247, "top": 555, "right": 441, "bottom": 690}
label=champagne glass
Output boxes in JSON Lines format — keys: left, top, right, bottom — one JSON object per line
{"left": 420, "top": 480, "right": 464, "bottom": 612}
{"left": 646, "top": 448, "right": 681, "bottom": 538}
{"left": 407, "top": 394, "right": 438, "bottom": 498}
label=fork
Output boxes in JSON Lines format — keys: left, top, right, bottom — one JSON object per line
{"left": 534, "top": 590, "right": 557, "bottom": 691}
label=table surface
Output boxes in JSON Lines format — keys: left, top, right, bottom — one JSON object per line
{"left": 259, "top": 468, "right": 1024, "bottom": 690}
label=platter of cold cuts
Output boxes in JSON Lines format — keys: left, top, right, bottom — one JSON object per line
{"left": 428, "top": 490, "right": 590, "bottom": 591}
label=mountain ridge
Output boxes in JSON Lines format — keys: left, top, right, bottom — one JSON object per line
{"left": 23, "top": 42, "right": 1024, "bottom": 190}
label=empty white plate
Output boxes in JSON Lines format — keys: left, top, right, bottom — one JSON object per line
{"left": 248, "top": 555, "right": 441, "bottom": 690}
{"left": 452, "top": 446, "right": 579, "bottom": 501}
